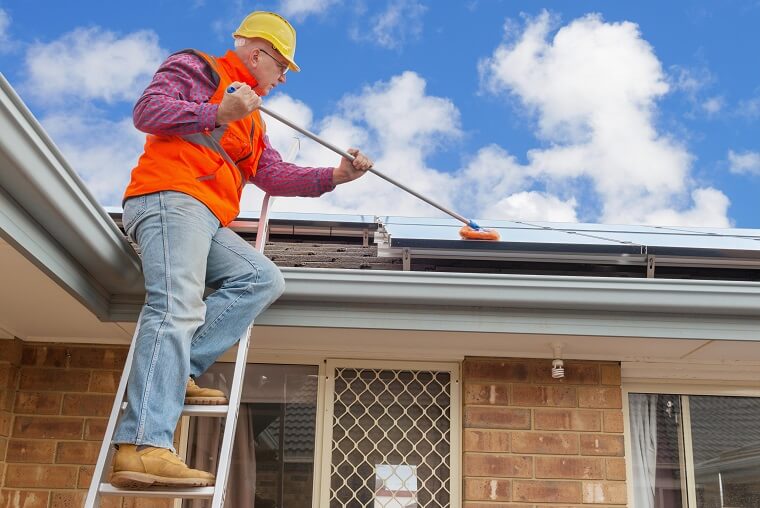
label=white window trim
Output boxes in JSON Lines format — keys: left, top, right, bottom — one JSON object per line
{"left": 622, "top": 380, "right": 760, "bottom": 508}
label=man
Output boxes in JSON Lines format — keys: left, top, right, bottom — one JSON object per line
{"left": 109, "top": 11, "right": 372, "bottom": 488}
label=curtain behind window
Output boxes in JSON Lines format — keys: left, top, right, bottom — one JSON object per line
{"left": 629, "top": 393, "right": 658, "bottom": 508}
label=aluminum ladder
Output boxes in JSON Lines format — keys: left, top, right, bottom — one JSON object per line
{"left": 85, "top": 193, "right": 277, "bottom": 507}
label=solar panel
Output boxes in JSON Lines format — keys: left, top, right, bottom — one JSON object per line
{"left": 376, "top": 216, "right": 760, "bottom": 269}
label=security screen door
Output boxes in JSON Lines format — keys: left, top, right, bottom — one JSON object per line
{"left": 320, "top": 360, "right": 460, "bottom": 508}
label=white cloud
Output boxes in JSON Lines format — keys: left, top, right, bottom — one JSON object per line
{"left": 485, "top": 191, "right": 578, "bottom": 222}
{"left": 728, "top": 149, "right": 760, "bottom": 175}
{"left": 279, "top": 0, "right": 341, "bottom": 19}
{"left": 242, "top": 71, "right": 463, "bottom": 217}
{"left": 42, "top": 113, "right": 145, "bottom": 205}
{"left": 23, "top": 27, "right": 165, "bottom": 104}
{"left": 737, "top": 95, "right": 760, "bottom": 119}
{"left": 640, "top": 188, "right": 730, "bottom": 227}
{"left": 0, "top": 8, "right": 14, "bottom": 53}
{"left": 480, "top": 11, "right": 730, "bottom": 227}
{"left": 350, "top": 0, "right": 427, "bottom": 50}
{"left": 702, "top": 96, "right": 723, "bottom": 115}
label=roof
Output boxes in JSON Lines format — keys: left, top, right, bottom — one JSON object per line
{"left": 3, "top": 74, "right": 760, "bottom": 348}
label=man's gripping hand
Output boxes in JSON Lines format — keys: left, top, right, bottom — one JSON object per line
{"left": 216, "top": 82, "right": 262, "bottom": 125}
{"left": 332, "top": 148, "right": 373, "bottom": 185}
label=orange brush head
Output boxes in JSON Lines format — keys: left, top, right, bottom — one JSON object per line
{"left": 459, "top": 225, "right": 501, "bottom": 241}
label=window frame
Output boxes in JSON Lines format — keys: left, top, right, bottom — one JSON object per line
{"left": 623, "top": 381, "right": 760, "bottom": 508}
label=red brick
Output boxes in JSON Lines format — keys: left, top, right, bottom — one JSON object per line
{"left": 511, "top": 385, "right": 577, "bottom": 407}
{"left": 0, "top": 338, "right": 23, "bottom": 364}
{"left": 583, "top": 480, "right": 627, "bottom": 504}
{"left": 580, "top": 434, "right": 625, "bottom": 456}
{"left": 50, "top": 491, "right": 85, "bottom": 508}
{"left": 464, "top": 383, "right": 509, "bottom": 405}
{"left": 513, "top": 480, "right": 582, "bottom": 503}
{"left": 61, "top": 393, "right": 114, "bottom": 417}
{"left": 535, "top": 456, "right": 604, "bottom": 479}
{"left": 0, "top": 490, "right": 49, "bottom": 508}
{"left": 531, "top": 362, "right": 600, "bottom": 384}
{"left": 603, "top": 410, "right": 624, "bottom": 433}
{"left": 600, "top": 364, "right": 621, "bottom": 385}
{"left": 6, "top": 439, "right": 56, "bottom": 463}
{"left": 0, "top": 364, "right": 13, "bottom": 388}
{"left": 14, "top": 391, "right": 62, "bottom": 414}
{"left": 0, "top": 389, "right": 14, "bottom": 412}
{"left": 56, "top": 441, "right": 101, "bottom": 464}
{"left": 464, "top": 407, "right": 531, "bottom": 429}
{"left": 19, "top": 368, "right": 90, "bottom": 391}
{"left": 0, "top": 412, "right": 11, "bottom": 437}
{"left": 606, "top": 458, "right": 626, "bottom": 480}
{"left": 463, "top": 429, "right": 510, "bottom": 453}
{"left": 84, "top": 418, "right": 108, "bottom": 440}
{"left": 89, "top": 371, "right": 122, "bottom": 393}
{"left": 464, "top": 453, "right": 532, "bottom": 478}
{"left": 578, "top": 386, "right": 622, "bottom": 408}
{"left": 25, "top": 346, "right": 127, "bottom": 370}
{"left": 4, "top": 464, "right": 78, "bottom": 488}
{"left": 463, "top": 359, "right": 530, "bottom": 382}
{"left": 12, "top": 416, "right": 83, "bottom": 439}
{"left": 78, "top": 465, "right": 94, "bottom": 488}
{"left": 512, "top": 432, "right": 579, "bottom": 455}
{"left": 534, "top": 408, "right": 601, "bottom": 431}
{"left": 464, "top": 478, "right": 511, "bottom": 501}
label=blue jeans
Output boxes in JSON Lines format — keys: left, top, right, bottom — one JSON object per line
{"left": 113, "top": 191, "right": 285, "bottom": 450}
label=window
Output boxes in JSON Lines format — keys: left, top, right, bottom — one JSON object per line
{"left": 628, "top": 393, "right": 760, "bottom": 508}
{"left": 183, "top": 363, "right": 319, "bottom": 508}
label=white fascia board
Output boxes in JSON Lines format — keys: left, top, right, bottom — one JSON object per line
{"left": 256, "top": 268, "right": 760, "bottom": 341}
{"left": 0, "top": 74, "right": 144, "bottom": 320}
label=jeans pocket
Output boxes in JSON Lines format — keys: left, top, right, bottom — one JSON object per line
{"left": 122, "top": 195, "right": 147, "bottom": 242}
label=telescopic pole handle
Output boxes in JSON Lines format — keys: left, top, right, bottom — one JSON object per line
{"left": 257, "top": 105, "right": 479, "bottom": 228}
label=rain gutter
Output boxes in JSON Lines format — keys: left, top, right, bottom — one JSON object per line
{"left": 0, "top": 74, "right": 144, "bottom": 321}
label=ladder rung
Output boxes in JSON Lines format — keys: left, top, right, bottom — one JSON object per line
{"left": 99, "top": 483, "right": 214, "bottom": 499}
{"left": 182, "top": 404, "right": 229, "bottom": 416}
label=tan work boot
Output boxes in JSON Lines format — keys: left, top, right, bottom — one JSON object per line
{"left": 110, "top": 444, "right": 215, "bottom": 488}
{"left": 185, "top": 377, "right": 228, "bottom": 405}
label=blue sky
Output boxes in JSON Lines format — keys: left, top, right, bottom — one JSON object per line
{"left": 1, "top": 0, "right": 759, "bottom": 227}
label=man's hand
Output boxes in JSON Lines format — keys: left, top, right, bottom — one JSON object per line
{"left": 333, "top": 148, "right": 373, "bottom": 185}
{"left": 216, "top": 82, "right": 262, "bottom": 125}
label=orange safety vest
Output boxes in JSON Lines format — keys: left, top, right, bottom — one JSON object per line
{"left": 124, "top": 49, "right": 267, "bottom": 226}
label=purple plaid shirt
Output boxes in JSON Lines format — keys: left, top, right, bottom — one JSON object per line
{"left": 133, "top": 52, "right": 336, "bottom": 197}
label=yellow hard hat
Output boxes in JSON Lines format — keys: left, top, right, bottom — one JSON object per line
{"left": 233, "top": 11, "right": 300, "bottom": 72}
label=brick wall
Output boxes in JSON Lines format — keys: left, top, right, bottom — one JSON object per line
{"left": 463, "top": 357, "right": 627, "bottom": 507}
{"left": 0, "top": 339, "right": 173, "bottom": 508}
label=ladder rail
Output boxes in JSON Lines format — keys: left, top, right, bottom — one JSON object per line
{"left": 210, "top": 324, "right": 252, "bottom": 506}
{"left": 85, "top": 310, "right": 142, "bottom": 507}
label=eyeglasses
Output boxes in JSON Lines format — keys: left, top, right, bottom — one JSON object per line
{"left": 258, "top": 48, "right": 289, "bottom": 76}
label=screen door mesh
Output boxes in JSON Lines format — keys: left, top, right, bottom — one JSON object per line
{"left": 329, "top": 367, "right": 451, "bottom": 507}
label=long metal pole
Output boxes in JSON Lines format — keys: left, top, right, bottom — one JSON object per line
{"left": 258, "top": 105, "right": 481, "bottom": 229}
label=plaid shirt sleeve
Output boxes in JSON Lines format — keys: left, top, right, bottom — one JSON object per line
{"left": 251, "top": 135, "right": 336, "bottom": 197}
{"left": 133, "top": 52, "right": 219, "bottom": 135}
{"left": 133, "top": 52, "right": 336, "bottom": 197}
